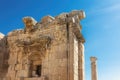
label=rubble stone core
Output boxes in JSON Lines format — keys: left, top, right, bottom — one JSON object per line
{"left": 0, "top": 10, "right": 85, "bottom": 80}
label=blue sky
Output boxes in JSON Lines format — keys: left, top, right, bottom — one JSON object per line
{"left": 0, "top": 0, "right": 120, "bottom": 80}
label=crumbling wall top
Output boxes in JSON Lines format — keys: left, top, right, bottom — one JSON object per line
{"left": 7, "top": 10, "right": 85, "bottom": 41}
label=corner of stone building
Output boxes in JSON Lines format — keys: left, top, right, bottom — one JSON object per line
{"left": 0, "top": 10, "right": 87, "bottom": 80}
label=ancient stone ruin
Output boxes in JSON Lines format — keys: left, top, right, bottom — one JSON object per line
{"left": 0, "top": 10, "right": 98, "bottom": 80}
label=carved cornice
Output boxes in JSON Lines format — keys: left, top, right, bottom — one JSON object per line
{"left": 66, "top": 10, "right": 85, "bottom": 43}
{"left": 73, "top": 24, "right": 85, "bottom": 43}
{"left": 16, "top": 36, "right": 51, "bottom": 46}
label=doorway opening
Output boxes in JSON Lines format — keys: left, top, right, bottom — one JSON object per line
{"left": 36, "top": 65, "right": 42, "bottom": 77}
{"left": 28, "top": 54, "right": 42, "bottom": 77}
{"left": 31, "top": 64, "right": 42, "bottom": 77}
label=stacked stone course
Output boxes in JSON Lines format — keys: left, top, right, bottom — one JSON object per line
{"left": 0, "top": 10, "right": 98, "bottom": 80}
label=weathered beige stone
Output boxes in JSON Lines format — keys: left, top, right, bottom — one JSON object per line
{"left": 41, "top": 16, "right": 54, "bottom": 23}
{"left": 78, "top": 42, "right": 85, "bottom": 80}
{"left": 0, "top": 10, "right": 89, "bottom": 80}
{"left": 90, "top": 57, "right": 98, "bottom": 80}
{"left": 23, "top": 17, "right": 37, "bottom": 33}
{"left": 0, "top": 32, "right": 4, "bottom": 39}
{"left": 0, "top": 35, "right": 9, "bottom": 78}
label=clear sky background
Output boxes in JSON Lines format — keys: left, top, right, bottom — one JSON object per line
{"left": 0, "top": 0, "right": 120, "bottom": 80}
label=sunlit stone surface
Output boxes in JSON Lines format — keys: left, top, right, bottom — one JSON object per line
{"left": 0, "top": 10, "right": 88, "bottom": 80}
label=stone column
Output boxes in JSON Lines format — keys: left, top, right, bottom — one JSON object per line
{"left": 90, "top": 57, "right": 97, "bottom": 80}
{"left": 78, "top": 42, "right": 85, "bottom": 80}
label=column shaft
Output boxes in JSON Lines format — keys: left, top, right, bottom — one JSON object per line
{"left": 78, "top": 42, "right": 84, "bottom": 80}
{"left": 90, "top": 57, "right": 97, "bottom": 80}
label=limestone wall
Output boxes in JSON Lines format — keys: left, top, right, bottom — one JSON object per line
{"left": 0, "top": 10, "right": 85, "bottom": 80}
{"left": 6, "top": 20, "right": 68, "bottom": 80}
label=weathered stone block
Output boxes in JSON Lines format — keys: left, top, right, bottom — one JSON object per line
{"left": 0, "top": 10, "right": 86, "bottom": 80}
